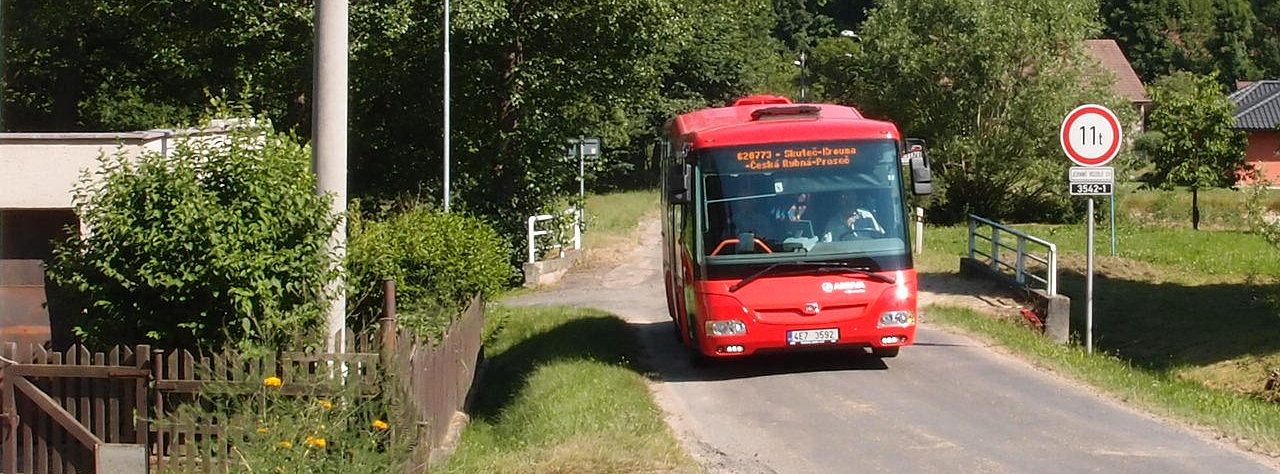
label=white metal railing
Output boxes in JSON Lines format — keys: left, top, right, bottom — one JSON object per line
{"left": 968, "top": 214, "right": 1058, "bottom": 295}
{"left": 526, "top": 207, "right": 582, "bottom": 263}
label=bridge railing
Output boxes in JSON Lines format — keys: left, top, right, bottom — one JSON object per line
{"left": 967, "top": 215, "right": 1058, "bottom": 296}
{"left": 526, "top": 207, "right": 582, "bottom": 263}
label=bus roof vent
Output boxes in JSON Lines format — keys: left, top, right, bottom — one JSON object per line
{"left": 732, "top": 95, "right": 792, "bottom": 106}
{"left": 750, "top": 105, "right": 822, "bottom": 121}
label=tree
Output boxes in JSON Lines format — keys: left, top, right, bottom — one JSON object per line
{"left": 1, "top": 0, "right": 313, "bottom": 132}
{"left": 1139, "top": 72, "right": 1248, "bottom": 229}
{"left": 1101, "top": 0, "right": 1261, "bottom": 85}
{"left": 4, "top": 0, "right": 794, "bottom": 270}
{"left": 1251, "top": 0, "right": 1280, "bottom": 78}
{"left": 815, "top": 0, "right": 1127, "bottom": 223}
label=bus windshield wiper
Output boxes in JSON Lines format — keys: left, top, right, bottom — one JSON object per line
{"left": 729, "top": 261, "right": 895, "bottom": 292}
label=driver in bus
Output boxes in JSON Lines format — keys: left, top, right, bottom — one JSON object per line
{"left": 821, "top": 192, "right": 883, "bottom": 242}
{"left": 729, "top": 196, "right": 775, "bottom": 238}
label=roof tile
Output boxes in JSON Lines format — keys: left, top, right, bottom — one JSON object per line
{"left": 1084, "top": 39, "right": 1149, "bottom": 103}
{"left": 1229, "top": 81, "right": 1280, "bottom": 130}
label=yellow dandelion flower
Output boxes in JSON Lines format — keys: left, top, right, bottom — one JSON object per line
{"left": 256, "top": 427, "right": 269, "bottom": 434}
{"left": 278, "top": 440, "right": 293, "bottom": 449}
{"left": 263, "top": 376, "right": 283, "bottom": 388}
{"left": 305, "top": 435, "right": 327, "bottom": 449}
{"left": 371, "top": 419, "right": 389, "bottom": 431}
{"left": 317, "top": 399, "right": 334, "bottom": 410}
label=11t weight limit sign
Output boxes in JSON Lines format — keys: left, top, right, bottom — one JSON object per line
{"left": 1060, "top": 104, "right": 1122, "bottom": 167}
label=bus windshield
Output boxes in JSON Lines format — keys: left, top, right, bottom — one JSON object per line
{"left": 699, "top": 139, "right": 908, "bottom": 266}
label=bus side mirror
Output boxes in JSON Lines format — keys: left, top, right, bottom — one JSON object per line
{"left": 667, "top": 164, "right": 690, "bottom": 204}
{"left": 904, "top": 138, "right": 933, "bottom": 196}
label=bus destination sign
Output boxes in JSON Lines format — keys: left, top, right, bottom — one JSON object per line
{"left": 735, "top": 146, "right": 857, "bottom": 171}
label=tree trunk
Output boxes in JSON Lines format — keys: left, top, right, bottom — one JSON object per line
{"left": 1191, "top": 187, "right": 1200, "bottom": 231}
{"left": 494, "top": 36, "right": 525, "bottom": 169}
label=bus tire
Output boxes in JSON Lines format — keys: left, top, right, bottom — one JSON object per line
{"left": 872, "top": 347, "right": 900, "bottom": 358}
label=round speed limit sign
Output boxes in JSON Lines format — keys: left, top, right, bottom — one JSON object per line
{"left": 1060, "top": 104, "right": 1122, "bottom": 167}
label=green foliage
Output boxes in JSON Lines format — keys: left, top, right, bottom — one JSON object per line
{"left": 1140, "top": 72, "right": 1247, "bottom": 189}
{"left": 346, "top": 206, "right": 513, "bottom": 337}
{"left": 819, "top": 0, "right": 1127, "bottom": 223}
{"left": 2, "top": 0, "right": 794, "bottom": 268}
{"left": 1, "top": 0, "right": 313, "bottom": 132}
{"left": 47, "top": 126, "right": 338, "bottom": 352}
{"left": 1101, "top": 0, "right": 1278, "bottom": 83}
{"left": 1246, "top": 182, "right": 1280, "bottom": 246}
{"left": 1254, "top": 0, "right": 1280, "bottom": 78}
{"left": 166, "top": 366, "right": 408, "bottom": 473}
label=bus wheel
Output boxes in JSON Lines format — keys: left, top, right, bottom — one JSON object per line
{"left": 872, "top": 347, "right": 900, "bottom": 358}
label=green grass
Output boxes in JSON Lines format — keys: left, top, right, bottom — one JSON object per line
{"left": 584, "top": 189, "right": 659, "bottom": 249}
{"left": 440, "top": 305, "right": 697, "bottom": 474}
{"left": 928, "top": 305, "right": 1280, "bottom": 457}
{"left": 919, "top": 211, "right": 1280, "bottom": 456}
{"left": 1116, "top": 184, "right": 1280, "bottom": 231}
{"left": 919, "top": 221, "right": 1280, "bottom": 277}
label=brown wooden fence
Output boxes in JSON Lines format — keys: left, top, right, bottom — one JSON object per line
{"left": 0, "top": 288, "right": 484, "bottom": 473}
{"left": 391, "top": 295, "right": 485, "bottom": 470}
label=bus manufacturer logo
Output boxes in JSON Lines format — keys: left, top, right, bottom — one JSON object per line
{"left": 821, "top": 281, "right": 866, "bottom": 294}
{"left": 803, "top": 302, "right": 821, "bottom": 315}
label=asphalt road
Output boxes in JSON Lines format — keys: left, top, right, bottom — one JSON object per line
{"left": 505, "top": 219, "right": 1277, "bottom": 474}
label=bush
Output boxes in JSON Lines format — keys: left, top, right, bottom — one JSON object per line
{"left": 346, "top": 206, "right": 513, "bottom": 337}
{"left": 47, "top": 126, "right": 339, "bottom": 352}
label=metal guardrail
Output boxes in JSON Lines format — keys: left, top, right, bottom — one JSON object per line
{"left": 526, "top": 207, "right": 582, "bottom": 263}
{"left": 967, "top": 214, "right": 1058, "bottom": 295}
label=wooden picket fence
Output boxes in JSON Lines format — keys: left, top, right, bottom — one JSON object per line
{"left": 0, "top": 289, "right": 484, "bottom": 473}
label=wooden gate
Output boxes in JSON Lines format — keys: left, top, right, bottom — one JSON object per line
{"left": 0, "top": 344, "right": 151, "bottom": 473}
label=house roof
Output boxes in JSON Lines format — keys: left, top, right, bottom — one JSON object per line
{"left": 1084, "top": 39, "right": 1150, "bottom": 104}
{"left": 1228, "top": 80, "right": 1280, "bottom": 130}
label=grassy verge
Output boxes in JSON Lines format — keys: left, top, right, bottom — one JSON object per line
{"left": 928, "top": 305, "right": 1280, "bottom": 457}
{"left": 584, "top": 189, "right": 659, "bottom": 249}
{"left": 441, "top": 305, "right": 697, "bottom": 474}
{"left": 919, "top": 221, "right": 1280, "bottom": 394}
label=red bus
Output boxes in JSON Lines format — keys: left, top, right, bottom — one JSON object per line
{"left": 659, "top": 95, "right": 933, "bottom": 360}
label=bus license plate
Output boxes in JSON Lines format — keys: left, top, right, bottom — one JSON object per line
{"left": 787, "top": 328, "right": 839, "bottom": 345}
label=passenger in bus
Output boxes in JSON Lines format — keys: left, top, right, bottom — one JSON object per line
{"left": 777, "top": 192, "right": 810, "bottom": 222}
{"left": 821, "top": 192, "right": 884, "bottom": 241}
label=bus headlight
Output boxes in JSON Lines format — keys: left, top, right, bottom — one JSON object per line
{"left": 706, "top": 320, "right": 748, "bottom": 336}
{"left": 878, "top": 311, "right": 914, "bottom": 328}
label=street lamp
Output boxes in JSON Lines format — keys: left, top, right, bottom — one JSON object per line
{"left": 794, "top": 51, "right": 808, "bottom": 102}
{"left": 443, "top": 0, "right": 452, "bottom": 212}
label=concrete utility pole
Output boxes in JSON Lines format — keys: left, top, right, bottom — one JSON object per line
{"left": 313, "top": 0, "right": 348, "bottom": 354}
{"left": 1, "top": 0, "right": 6, "bottom": 132}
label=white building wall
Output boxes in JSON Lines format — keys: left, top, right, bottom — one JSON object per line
{"left": 0, "top": 124, "right": 237, "bottom": 210}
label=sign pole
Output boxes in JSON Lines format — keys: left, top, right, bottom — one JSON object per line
{"left": 1061, "top": 103, "right": 1121, "bottom": 354}
{"left": 1086, "top": 198, "right": 1095, "bottom": 354}
{"left": 578, "top": 137, "right": 585, "bottom": 204}
{"left": 1110, "top": 195, "right": 1117, "bottom": 256}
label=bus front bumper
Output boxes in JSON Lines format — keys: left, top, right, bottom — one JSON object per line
{"left": 695, "top": 323, "right": 917, "bottom": 358}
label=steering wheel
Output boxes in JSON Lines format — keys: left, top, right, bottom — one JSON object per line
{"left": 710, "top": 238, "right": 774, "bottom": 256}
{"left": 837, "top": 228, "right": 885, "bottom": 241}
